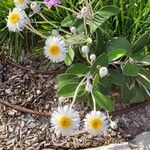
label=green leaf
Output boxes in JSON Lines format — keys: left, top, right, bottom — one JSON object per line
{"left": 129, "top": 86, "right": 148, "bottom": 104}
{"left": 64, "top": 46, "right": 75, "bottom": 66}
{"left": 93, "top": 91, "right": 114, "bottom": 112}
{"left": 91, "top": 53, "right": 108, "bottom": 75}
{"left": 66, "top": 63, "right": 90, "bottom": 76}
{"left": 123, "top": 63, "right": 139, "bottom": 77}
{"left": 140, "top": 55, "right": 150, "bottom": 65}
{"left": 99, "top": 5, "right": 120, "bottom": 17}
{"left": 106, "top": 37, "right": 131, "bottom": 55}
{"left": 121, "top": 83, "right": 148, "bottom": 103}
{"left": 57, "top": 73, "right": 78, "bottom": 88}
{"left": 137, "top": 69, "right": 150, "bottom": 89}
{"left": 61, "top": 16, "right": 75, "bottom": 27}
{"left": 73, "top": 20, "right": 84, "bottom": 33}
{"left": 99, "top": 77, "right": 112, "bottom": 95}
{"left": 107, "top": 49, "right": 127, "bottom": 62}
{"left": 93, "top": 74, "right": 100, "bottom": 91}
{"left": 132, "top": 31, "right": 150, "bottom": 53}
{"left": 121, "top": 85, "right": 136, "bottom": 103}
{"left": 87, "top": 6, "right": 120, "bottom": 33}
{"left": 57, "top": 83, "right": 78, "bottom": 97}
{"left": 109, "top": 69, "right": 130, "bottom": 86}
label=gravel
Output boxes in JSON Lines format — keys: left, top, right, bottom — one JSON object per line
{"left": 0, "top": 60, "right": 150, "bottom": 149}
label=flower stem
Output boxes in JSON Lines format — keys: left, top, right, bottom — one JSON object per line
{"left": 69, "top": 76, "right": 87, "bottom": 109}
{"left": 84, "top": 18, "right": 88, "bottom": 35}
{"left": 39, "top": 13, "right": 71, "bottom": 35}
{"left": 57, "top": 5, "right": 77, "bottom": 14}
{"left": 91, "top": 92, "right": 96, "bottom": 111}
{"left": 25, "top": 25, "right": 46, "bottom": 38}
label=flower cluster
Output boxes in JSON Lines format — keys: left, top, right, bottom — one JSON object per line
{"left": 6, "top": 0, "right": 115, "bottom": 138}
{"left": 51, "top": 105, "right": 109, "bottom": 137}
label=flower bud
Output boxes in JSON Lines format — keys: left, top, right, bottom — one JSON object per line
{"left": 99, "top": 67, "right": 108, "bottom": 78}
{"left": 85, "top": 84, "right": 93, "bottom": 92}
{"left": 52, "top": 30, "right": 59, "bottom": 36}
{"left": 25, "top": 14, "right": 31, "bottom": 25}
{"left": 90, "top": 54, "right": 96, "bottom": 61}
{"left": 58, "top": 97, "right": 65, "bottom": 102}
{"left": 70, "top": 26, "right": 76, "bottom": 34}
{"left": 81, "top": 7, "right": 91, "bottom": 18}
{"left": 82, "top": 46, "right": 89, "bottom": 54}
{"left": 31, "top": 2, "right": 41, "bottom": 13}
{"left": 110, "top": 120, "right": 118, "bottom": 129}
{"left": 54, "top": 84, "right": 58, "bottom": 90}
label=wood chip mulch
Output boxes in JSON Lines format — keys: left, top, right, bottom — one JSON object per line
{"left": 0, "top": 59, "right": 150, "bottom": 150}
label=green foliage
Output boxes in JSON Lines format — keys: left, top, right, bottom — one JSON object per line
{"left": 1, "top": 0, "right": 150, "bottom": 112}
{"left": 123, "top": 63, "right": 139, "bottom": 77}
{"left": 93, "top": 91, "right": 114, "bottom": 112}
{"left": 66, "top": 63, "right": 91, "bottom": 77}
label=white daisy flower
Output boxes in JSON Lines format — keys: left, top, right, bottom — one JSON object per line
{"left": 14, "top": 0, "right": 30, "bottom": 9}
{"left": 51, "top": 105, "right": 80, "bottom": 136}
{"left": 44, "top": 36, "right": 67, "bottom": 63}
{"left": 7, "top": 8, "right": 28, "bottom": 32}
{"left": 84, "top": 111, "right": 109, "bottom": 136}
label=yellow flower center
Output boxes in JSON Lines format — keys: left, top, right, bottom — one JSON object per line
{"left": 17, "top": 0, "right": 25, "bottom": 3}
{"left": 89, "top": 116, "right": 103, "bottom": 131}
{"left": 9, "top": 13, "right": 20, "bottom": 24}
{"left": 48, "top": 43, "right": 60, "bottom": 56}
{"left": 58, "top": 114, "right": 72, "bottom": 129}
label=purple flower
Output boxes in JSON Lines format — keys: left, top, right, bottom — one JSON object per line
{"left": 44, "top": 0, "right": 61, "bottom": 8}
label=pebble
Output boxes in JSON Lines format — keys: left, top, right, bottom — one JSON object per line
{"left": 36, "top": 90, "right": 41, "bottom": 95}
{"left": 5, "top": 89, "right": 11, "bottom": 94}
{"left": 0, "top": 125, "right": 5, "bottom": 132}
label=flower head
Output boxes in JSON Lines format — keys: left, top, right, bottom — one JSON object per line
{"left": 44, "top": 36, "right": 67, "bottom": 63}
{"left": 51, "top": 105, "right": 80, "bottom": 136}
{"left": 44, "top": 0, "right": 61, "bottom": 8}
{"left": 7, "top": 8, "right": 28, "bottom": 32}
{"left": 84, "top": 111, "right": 109, "bottom": 136}
{"left": 14, "top": 0, "right": 30, "bottom": 9}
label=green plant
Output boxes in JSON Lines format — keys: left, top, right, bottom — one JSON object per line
{"left": 2, "top": 0, "right": 150, "bottom": 138}
{"left": 2, "top": 0, "right": 150, "bottom": 111}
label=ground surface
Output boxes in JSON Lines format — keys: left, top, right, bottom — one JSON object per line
{"left": 0, "top": 59, "right": 150, "bottom": 149}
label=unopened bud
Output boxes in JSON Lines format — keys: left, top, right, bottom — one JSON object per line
{"left": 81, "top": 7, "right": 91, "bottom": 18}
{"left": 31, "top": 2, "right": 41, "bottom": 13}
{"left": 85, "top": 84, "right": 93, "bottom": 92}
{"left": 58, "top": 97, "right": 65, "bottom": 102}
{"left": 90, "top": 54, "right": 96, "bottom": 61}
{"left": 52, "top": 30, "right": 59, "bottom": 36}
{"left": 110, "top": 120, "right": 118, "bottom": 129}
{"left": 70, "top": 26, "right": 76, "bottom": 34}
{"left": 82, "top": 46, "right": 89, "bottom": 54}
{"left": 99, "top": 67, "right": 108, "bottom": 78}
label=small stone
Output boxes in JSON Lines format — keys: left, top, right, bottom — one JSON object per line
{"left": 8, "top": 110, "right": 16, "bottom": 116}
{"left": 0, "top": 125, "right": 5, "bottom": 132}
{"left": 36, "top": 90, "right": 41, "bottom": 95}
{"left": 5, "top": 89, "right": 11, "bottom": 94}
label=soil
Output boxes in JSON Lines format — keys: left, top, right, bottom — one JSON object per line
{"left": 0, "top": 58, "right": 150, "bottom": 149}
